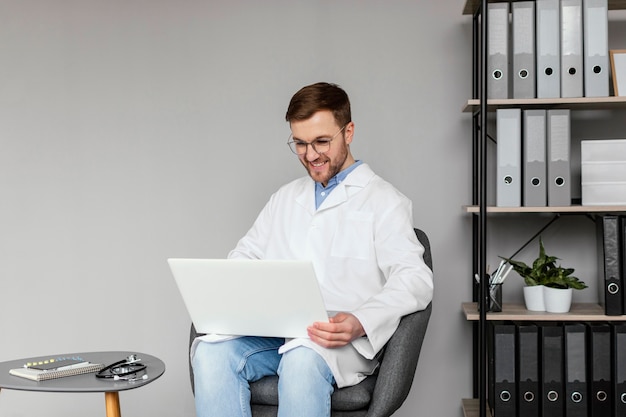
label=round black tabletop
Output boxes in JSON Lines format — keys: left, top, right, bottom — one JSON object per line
{"left": 0, "top": 351, "right": 165, "bottom": 393}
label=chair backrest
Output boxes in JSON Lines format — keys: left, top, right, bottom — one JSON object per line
{"left": 364, "top": 228, "right": 432, "bottom": 416}
{"left": 415, "top": 228, "right": 432, "bottom": 271}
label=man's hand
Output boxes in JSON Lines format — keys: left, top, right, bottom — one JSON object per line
{"left": 307, "top": 312, "right": 366, "bottom": 348}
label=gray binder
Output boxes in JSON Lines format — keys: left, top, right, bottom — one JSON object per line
{"left": 536, "top": 0, "right": 561, "bottom": 98}
{"left": 547, "top": 109, "right": 571, "bottom": 206}
{"left": 512, "top": 2, "right": 536, "bottom": 98}
{"left": 523, "top": 110, "right": 547, "bottom": 207}
{"left": 487, "top": 3, "right": 510, "bottom": 99}
{"left": 561, "top": 0, "right": 584, "bottom": 98}
{"left": 497, "top": 108, "right": 522, "bottom": 207}
{"left": 583, "top": 0, "right": 609, "bottom": 97}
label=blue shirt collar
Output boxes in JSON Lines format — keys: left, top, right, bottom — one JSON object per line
{"left": 314, "top": 160, "right": 363, "bottom": 209}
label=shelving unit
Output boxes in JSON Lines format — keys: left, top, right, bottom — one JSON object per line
{"left": 461, "top": 1, "right": 626, "bottom": 417}
{"left": 463, "top": 300, "right": 626, "bottom": 417}
{"left": 463, "top": 204, "right": 626, "bottom": 213}
{"left": 462, "top": 96, "right": 626, "bottom": 112}
{"left": 462, "top": 302, "right": 626, "bottom": 322}
{"left": 462, "top": 0, "right": 626, "bottom": 15}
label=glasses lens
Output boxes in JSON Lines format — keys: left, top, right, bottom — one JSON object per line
{"left": 288, "top": 141, "right": 304, "bottom": 154}
{"left": 313, "top": 139, "right": 331, "bottom": 153}
{"left": 288, "top": 139, "right": 332, "bottom": 155}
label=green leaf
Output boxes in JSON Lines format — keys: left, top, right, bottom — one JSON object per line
{"left": 498, "top": 237, "right": 587, "bottom": 290}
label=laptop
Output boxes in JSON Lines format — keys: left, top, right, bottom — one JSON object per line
{"left": 168, "top": 258, "right": 329, "bottom": 338}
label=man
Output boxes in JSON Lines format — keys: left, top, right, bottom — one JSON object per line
{"left": 191, "top": 82, "right": 433, "bottom": 417}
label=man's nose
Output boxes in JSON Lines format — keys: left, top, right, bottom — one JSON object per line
{"left": 305, "top": 143, "right": 320, "bottom": 160}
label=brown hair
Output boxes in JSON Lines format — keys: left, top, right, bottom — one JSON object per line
{"left": 285, "top": 82, "right": 351, "bottom": 127}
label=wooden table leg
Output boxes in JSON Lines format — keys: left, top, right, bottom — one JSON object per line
{"left": 104, "top": 391, "right": 121, "bottom": 417}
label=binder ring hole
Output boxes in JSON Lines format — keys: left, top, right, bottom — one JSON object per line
{"left": 493, "top": 69, "right": 503, "bottom": 80}
{"left": 608, "top": 283, "right": 619, "bottom": 295}
{"left": 500, "top": 390, "right": 511, "bottom": 402}
{"left": 569, "top": 67, "right": 577, "bottom": 75}
{"left": 504, "top": 175, "right": 513, "bottom": 185}
{"left": 523, "top": 391, "right": 535, "bottom": 402}
{"left": 545, "top": 67, "right": 553, "bottom": 76}
{"left": 547, "top": 391, "right": 559, "bottom": 402}
{"left": 597, "top": 391, "right": 607, "bottom": 402}
{"left": 571, "top": 391, "right": 583, "bottom": 403}
{"left": 531, "top": 177, "right": 541, "bottom": 187}
{"left": 593, "top": 65, "right": 602, "bottom": 74}
{"left": 519, "top": 69, "right": 529, "bottom": 79}
{"left": 621, "top": 393, "right": 626, "bottom": 404}
{"left": 554, "top": 176, "right": 565, "bottom": 187}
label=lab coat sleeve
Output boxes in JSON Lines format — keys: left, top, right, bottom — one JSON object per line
{"left": 227, "top": 192, "right": 277, "bottom": 260}
{"left": 350, "top": 200, "right": 434, "bottom": 359}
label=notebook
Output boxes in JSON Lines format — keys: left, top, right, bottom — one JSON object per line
{"left": 9, "top": 361, "right": 104, "bottom": 381}
{"left": 168, "top": 259, "right": 330, "bottom": 338}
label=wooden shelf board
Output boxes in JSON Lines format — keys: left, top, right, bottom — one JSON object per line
{"left": 463, "top": 204, "right": 626, "bottom": 213}
{"left": 462, "top": 398, "right": 491, "bottom": 417}
{"left": 462, "top": 96, "right": 626, "bottom": 112}
{"left": 463, "top": 0, "right": 626, "bottom": 15}
{"left": 462, "top": 302, "right": 626, "bottom": 321}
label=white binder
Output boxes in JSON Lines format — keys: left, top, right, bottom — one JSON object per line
{"left": 497, "top": 109, "right": 522, "bottom": 207}
{"left": 523, "top": 110, "right": 547, "bottom": 207}
{"left": 547, "top": 109, "right": 571, "bottom": 206}
{"left": 487, "top": 3, "right": 510, "bottom": 99}
{"left": 536, "top": 0, "right": 561, "bottom": 98}
{"left": 561, "top": 0, "right": 584, "bottom": 98}
{"left": 583, "top": 0, "right": 609, "bottom": 97}
{"left": 512, "top": 2, "right": 536, "bottom": 98}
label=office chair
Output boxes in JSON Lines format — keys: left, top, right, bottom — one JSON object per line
{"left": 189, "top": 228, "right": 433, "bottom": 417}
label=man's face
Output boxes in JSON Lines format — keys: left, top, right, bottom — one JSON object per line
{"left": 290, "top": 110, "right": 355, "bottom": 187}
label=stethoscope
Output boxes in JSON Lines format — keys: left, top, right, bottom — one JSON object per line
{"left": 96, "top": 354, "right": 148, "bottom": 382}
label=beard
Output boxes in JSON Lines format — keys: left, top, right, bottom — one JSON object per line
{"left": 301, "top": 141, "right": 350, "bottom": 186}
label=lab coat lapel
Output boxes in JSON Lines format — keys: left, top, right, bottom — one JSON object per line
{"left": 318, "top": 164, "right": 374, "bottom": 211}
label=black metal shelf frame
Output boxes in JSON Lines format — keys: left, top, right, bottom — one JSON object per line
{"left": 470, "top": 2, "right": 489, "bottom": 417}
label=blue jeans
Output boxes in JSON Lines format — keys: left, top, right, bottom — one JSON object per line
{"left": 192, "top": 337, "right": 336, "bottom": 417}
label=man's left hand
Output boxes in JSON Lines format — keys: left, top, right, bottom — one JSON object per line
{"left": 307, "top": 312, "right": 366, "bottom": 348}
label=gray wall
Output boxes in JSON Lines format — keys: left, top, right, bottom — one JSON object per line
{"left": 0, "top": 1, "right": 624, "bottom": 416}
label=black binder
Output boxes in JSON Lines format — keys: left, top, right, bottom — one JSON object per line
{"left": 613, "top": 323, "right": 626, "bottom": 417}
{"left": 563, "top": 323, "right": 587, "bottom": 417}
{"left": 587, "top": 323, "right": 612, "bottom": 417}
{"left": 622, "top": 215, "right": 626, "bottom": 314}
{"left": 541, "top": 323, "right": 564, "bottom": 417}
{"left": 596, "top": 215, "right": 623, "bottom": 315}
{"left": 488, "top": 322, "right": 516, "bottom": 417}
{"left": 516, "top": 322, "right": 539, "bottom": 417}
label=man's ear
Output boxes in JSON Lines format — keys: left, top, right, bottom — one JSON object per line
{"left": 344, "top": 122, "right": 355, "bottom": 145}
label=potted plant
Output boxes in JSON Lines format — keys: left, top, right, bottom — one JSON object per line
{"left": 500, "top": 238, "right": 587, "bottom": 313}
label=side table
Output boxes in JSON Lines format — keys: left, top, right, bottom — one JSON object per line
{"left": 0, "top": 351, "right": 165, "bottom": 417}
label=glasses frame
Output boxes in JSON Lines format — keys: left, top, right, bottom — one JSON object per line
{"left": 287, "top": 124, "right": 348, "bottom": 155}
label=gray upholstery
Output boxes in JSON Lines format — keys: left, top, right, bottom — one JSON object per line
{"left": 189, "top": 228, "right": 433, "bottom": 417}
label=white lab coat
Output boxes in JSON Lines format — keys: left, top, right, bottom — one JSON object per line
{"left": 227, "top": 163, "right": 434, "bottom": 388}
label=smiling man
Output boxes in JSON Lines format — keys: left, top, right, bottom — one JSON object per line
{"left": 190, "top": 82, "right": 433, "bottom": 417}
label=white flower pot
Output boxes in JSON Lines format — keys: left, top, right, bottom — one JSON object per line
{"left": 543, "top": 286, "right": 573, "bottom": 313}
{"left": 523, "top": 285, "right": 545, "bottom": 312}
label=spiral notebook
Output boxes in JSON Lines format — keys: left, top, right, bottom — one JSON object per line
{"left": 9, "top": 361, "right": 104, "bottom": 381}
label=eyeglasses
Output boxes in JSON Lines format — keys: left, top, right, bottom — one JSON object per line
{"left": 287, "top": 124, "right": 347, "bottom": 155}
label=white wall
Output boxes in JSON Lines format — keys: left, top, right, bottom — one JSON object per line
{"left": 0, "top": 1, "right": 623, "bottom": 416}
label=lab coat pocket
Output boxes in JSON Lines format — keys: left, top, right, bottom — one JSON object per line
{"left": 330, "top": 211, "right": 374, "bottom": 260}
